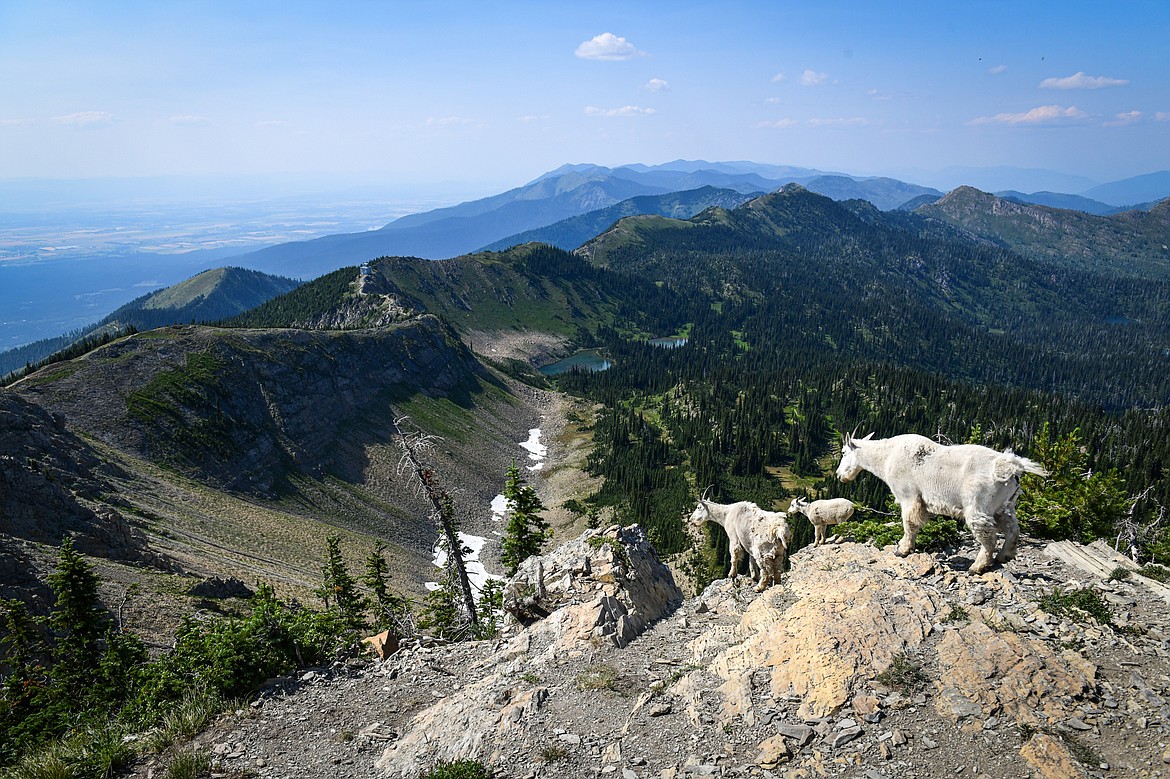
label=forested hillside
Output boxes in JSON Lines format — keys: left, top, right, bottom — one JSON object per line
{"left": 543, "top": 185, "right": 1170, "bottom": 570}
{"left": 917, "top": 187, "right": 1170, "bottom": 279}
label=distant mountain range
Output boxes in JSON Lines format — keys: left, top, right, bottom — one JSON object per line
{"left": 5, "top": 160, "right": 1170, "bottom": 356}
{"left": 224, "top": 161, "right": 944, "bottom": 279}
{"left": 478, "top": 186, "right": 760, "bottom": 252}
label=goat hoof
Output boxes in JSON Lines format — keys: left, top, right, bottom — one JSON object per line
{"left": 970, "top": 557, "right": 992, "bottom": 574}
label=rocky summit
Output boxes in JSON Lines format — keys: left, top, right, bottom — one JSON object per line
{"left": 139, "top": 528, "right": 1170, "bottom": 779}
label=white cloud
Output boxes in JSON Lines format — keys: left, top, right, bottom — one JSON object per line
{"left": 169, "top": 115, "right": 211, "bottom": 126}
{"left": 989, "top": 64, "right": 1008, "bottom": 75}
{"left": 1039, "top": 72, "right": 1129, "bottom": 89}
{"left": 53, "top": 111, "right": 114, "bottom": 128}
{"left": 1105, "top": 110, "right": 1142, "bottom": 126}
{"left": 755, "top": 118, "right": 799, "bottom": 129}
{"left": 517, "top": 114, "right": 549, "bottom": 123}
{"left": 771, "top": 72, "right": 786, "bottom": 83}
{"left": 1157, "top": 112, "right": 1170, "bottom": 122}
{"left": 969, "top": 104, "right": 1087, "bottom": 125}
{"left": 644, "top": 78, "right": 669, "bottom": 92}
{"left": 575, "top": 32, "right": 644, "bottom": 61}
{"left": 585, "top": 105, "right": 655, "bottom": 117}
{"left": 256, "top": 119, "right": 286, "bottom": 128}
{"left": 765, "top": 97, "right": 784, "bottom": 105}
{"left": 799, "top": 69, "right": 829, "bottom": 86}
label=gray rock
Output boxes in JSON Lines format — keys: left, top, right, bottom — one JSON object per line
{"left": 774, "top": 722, "right": 814, "bottom": 746}
{"left": 831, "top": 727, "right": 862, "bottom": 748}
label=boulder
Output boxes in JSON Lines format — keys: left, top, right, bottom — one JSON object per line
{"left": 377, "top": 525, "right": 682, "bottom": 775}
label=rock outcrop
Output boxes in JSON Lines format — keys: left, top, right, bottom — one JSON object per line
{"left": 0, "top": 392, "right": 140, "bottom": 561}
{"left": 503, "top": 524, "right": 684, "bottom": 650}
{"left": 151, "top": 535, "right": 1170, "bottom": 779}
{"left": 375, "top": 524, "right": 683, "bottom": 776}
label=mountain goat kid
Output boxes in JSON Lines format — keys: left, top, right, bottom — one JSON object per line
{"left": 689, "top": 497, "right": 793, "bottom": 591}
{"left": 835, "top": 432, "right": 1047, "bottom": 574}
{"left": 787, "top": 497, "right": 855, "bottom": 546}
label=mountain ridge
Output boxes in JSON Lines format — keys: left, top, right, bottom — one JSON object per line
{"left": 916, "top": 186, "right": 1170, "bottom": 279}
{"left": 0, "top": 266, "right": 301, "bottom": 378}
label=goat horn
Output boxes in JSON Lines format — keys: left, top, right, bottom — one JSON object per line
{"left": 700, "top": 484, "right": 713, "bottom": 503}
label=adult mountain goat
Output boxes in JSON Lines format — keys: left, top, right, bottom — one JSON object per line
{"left": 835, "top": 432, "right": 1047, "bottom": 574}
{"left": 689, "top": 496, "right": 793, "bottom": 591}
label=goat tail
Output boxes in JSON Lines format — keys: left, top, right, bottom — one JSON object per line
{"left": 994, "top": 450, "right": 1049, "bottom": 481}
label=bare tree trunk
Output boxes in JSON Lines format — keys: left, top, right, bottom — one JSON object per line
{"left": 392, "top": 416, "right": 479, "bottom": 630}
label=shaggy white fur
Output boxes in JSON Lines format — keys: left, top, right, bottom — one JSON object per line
{"left": 689, "top": 498, "right": 793, "bottom": 591}
{"left": 835, "top": 432, "right": 1047, "bottom": 573}
{"left": 787, "top": 497, "right": 855, "bottom": 545}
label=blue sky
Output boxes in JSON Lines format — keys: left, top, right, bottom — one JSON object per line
{"left": 1, "top": 1, "right": 1167, "bottom": 193}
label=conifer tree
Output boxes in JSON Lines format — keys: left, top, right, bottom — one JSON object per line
{"left": 47, "top": 538, "right": 107, "bottom": 677}
{"left": 317, "top": 536, "right": 367, "bottom": 630}
{"left": 500, "top": 460, "right": 549, "bottom": 576}
{"left": 363, "top": 543, "right": 410, "bottom": 634}
{"left": 392, "top": 415, "right": 478, "bottom": 632}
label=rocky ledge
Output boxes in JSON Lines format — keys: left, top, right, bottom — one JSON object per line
{"left": 143, "top": 528, "right": 1170, "bottom": 779}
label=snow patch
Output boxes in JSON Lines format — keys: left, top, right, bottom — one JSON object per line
{"left": 521, "top": 427, "right": 547, "bottom": 471}
{"left": 490, "top": 493, "right": 509, "bottom": 522}
{"left": 425, "top": 531, "right": 502, "bottom": 595}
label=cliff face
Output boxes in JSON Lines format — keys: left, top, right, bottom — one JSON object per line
{"left": 0, "top": 391, "right": 146, "bottom": 605}
{"left": 13, "top": 315, "right": 489, "bottom": 495}
{"left": 0, "top": 392, "right": 140, "bottom": 559}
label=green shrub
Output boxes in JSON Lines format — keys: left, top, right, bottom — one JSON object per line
{"left": 873, "top": 653, "right": 927, "bottom": 693}
{"left": 128, "top": 583, "right": 348, "bottom": 723}
{"left": 166, "top": 749, "right": 211, "bottom": 779}
{"left": 418, "top": 759, "right": 492, "bottom": 779}
{"left": 1139, "top": 563, "right": 1170, "bottom": 582}
{"left": 835, "top": 512, "right": 962, "bottom": 552}
{"left": 1038, "top": 588, "right": 1113, "bottom": 625}
{"left": 576, "top": 665, "right": 618, "bottom": 691}
{"left": 942, "top": 604, "right": 970, "bottom": 624}
{"left": 1018, "top": 425, "right": 1129, "bottom": 543}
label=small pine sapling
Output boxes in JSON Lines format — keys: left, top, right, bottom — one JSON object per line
{"left": 500, "top": 460, "right": 549, "bottom": 576}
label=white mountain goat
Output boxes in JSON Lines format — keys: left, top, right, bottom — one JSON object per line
{"left": 835, "top": 432, "right": 1047, "bottom": 573}
{"left": 787, "top": 497, "right": 855, "bottom": 545}
{"left": 689, "top": 496, "right": 793, "bottom": 591}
